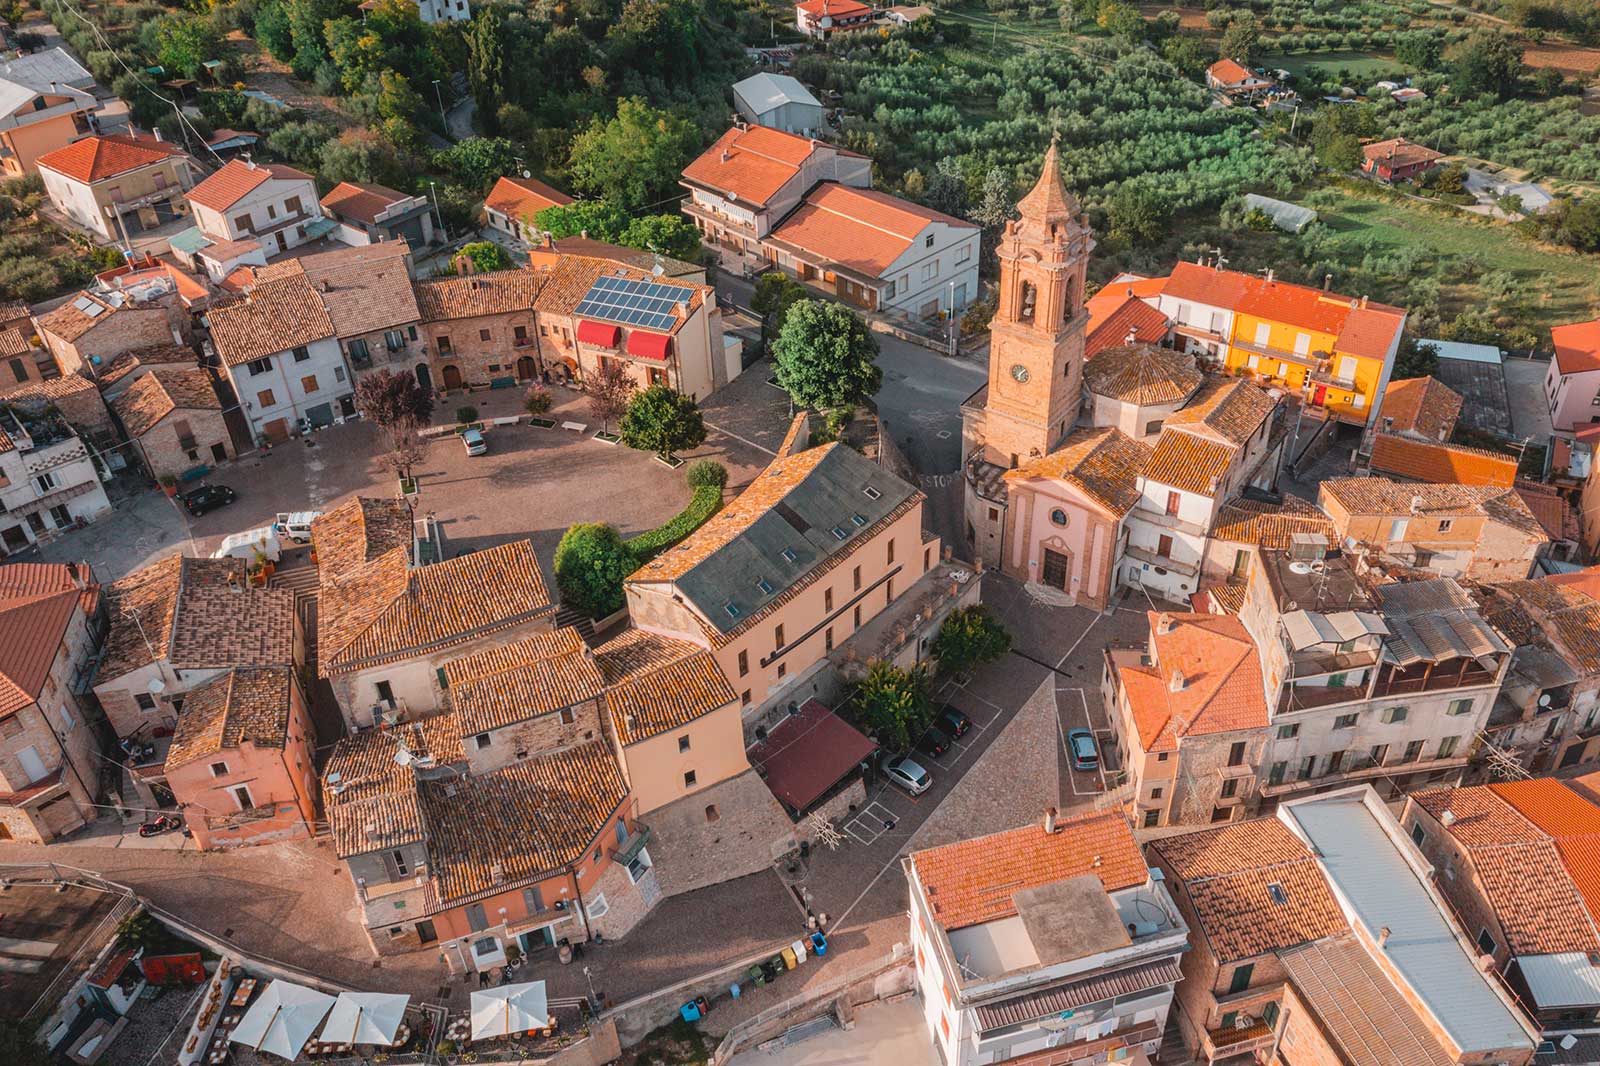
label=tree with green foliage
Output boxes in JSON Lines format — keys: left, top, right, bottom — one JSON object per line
{"left": 855, "top": 661, "right": 931, "bottom": 753}
{"left": 926, "top": 156, "right": 966, "bottom": 217}
{"left": 566, "top": 97, "right": 700, "bottom": 213}
{"left": 535, "top": 200, "right": 631, "bottom": 242}
{"left": 254, "top": 1, "right": 295, "bottom": 63}
{"left": 1445, "top": 29, "right": 1523, "bottom": 101}
{"left": 771, "top": 300, "right": 882, "bottom": 411}
{"left": 1541, "top": 195, "right": 1600, "bottom": 253}
{"left": 1532, "top": 67, "right": 1565, "bottom": 98}
{"left": 685, "top": 458, "right": 727, "bottom": 489}
{"left": 1309, "top": 104, "right": 1374, "bottom": 171}
{"left": 554, "top": 523, "right": 634, "bottom": 617}
{"left": 1395, "top": 31, "right": 1443, "bottom": 72}
{"left": 145, "top": 16, "right": 219, "bottom": 81}
{"left": 285, "top": 0, "right": 344, "bottom": 79}
{"left": 1218, "top": 12, "right": 1261, "bottom": 64}
{"left": 1096, "top": 0, "right": 1145, "bottom": 42}
{"left": 0, "top": 1019, "right": 53, "bottom": 1065}
{"left": 620, "top": 384, "right": 706, "bottom": 459}
{"left": 931, "top": 606, "right": 1012, "bottom": 676}
{"left": 970, "top": 166, "right": 1013, "bottom": 261}
{"left": 1106, "top": 181, "right": 1170, "bottom": 244}
{"left": 457, "top": 241, "right": 511, "bottom": 273}
{"left": 319, "top": 128, "right": 409, "bottom": 187}
{"left": 435, "top": 137, "right": 519, "bottom": 193}
{"left": 620, "top": 214, "right": 703, "bottom": 260}
{"left": 1162, "top": 34, "right": 1211, "bottom": 78}
{"left": 751, "top": 272, "right": 809, "bottom": 343}
{"left": 1392, "top": 339, "right": 1439, "bottom": 381}
{"left": 466, "top": 6, "right": 508, "bottom": 133}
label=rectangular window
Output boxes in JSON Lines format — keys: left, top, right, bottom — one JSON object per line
{"left": 741, "top": 690, "right": 751, "bottom": 706}
{"left": 233, "top": 213, "right": 253, "bottom": 234}
{"left": 1370, "top": 743, "right": 1389, "bottom": 765}
{"left": 955, "top": 243, "right": 971, "bottom": 264}
{"left": 1403, "top": 740, "right": 1425, "bottom": 763}
{"left": 1228, "top": 963, "right": 1254, "bottom": 995}
{"left": 824, "top": 627, "right": 834, "bottom": 652}
{"left": 391, "top": 850, "right": 410, "bottom": 876}
{"left": 853, "top": 605, "right": 861, "bottom": 628}
{"left": 1157, "top": 534, "right": 1173, "bottom": 558}
{"left": 683, "top": 770, "right": 697, "bottom": 788}
{"left": 135, "top": 693, "right": 157, "bottom": 711}
{"left": 1227, "top": 741, "right": 1246, "bottom": 767}
{"left": 285, "top": 195, "right": 303, "bottom": 216}
{"left": 887, "top": 539, "right": 895, "bottom": 564}
{"left": 1477, "top": 928, "right": 1496, "bottom": 955}
{"left": 466, "top": 903, "right": 489, "bottom": 931}
{"left": 774, "top": 624, "right": 784, "bottom": 650}
{"left": 678, "top": 736, "right": 691, "bottom": 753}
{"left": 437, "top": 336, "right": 452, "bottom": 354}
{"left": 347, "top": 338, "right": 369, "bottom": 361}
{"left": 559, "top": 707, "right": 575, "bottom": 725}
{"left": 523, "top": 886, "right": 545, "bottom": 913}
{"left": 475, "top": 733, "right": 491, "bottom": 750}
{"left": 1278, "top": 723, "right": 1299, "bottom": 740}
{"left": 479, "top": 329, "right": 491, "bottom": 342}
{"left": 33, "top": 471, "right": 56, "bottom": 493}
{"left": 853, "top": 566, "right": 862, "bottom": 591}
{"left": 738, "top": 650, "right": 748, "bottom": 677}
{"left": 256, "top": 388, "right": 276, "bottom": 408}
{"left": 230, "top": 785, "right": 254, "bottom": 810}
{"left": 210, "top": 761, "right": 228, "bottom": 777}
{"left": 1254, "top": 323, "right": 1271, "bottom": 346}
{"left": 1220, "top": 777, "right": 1239, "bottom": 798}
{"left": 1144, "top": 810, "right": 1159, "bottom": 828}
{"left": 824, "top": 588, "right": 833, "bottom": 612}
{"left": 1438, "top": 735, "right": 1460, "bottom": 759}
{"left": 1268, "top": 761, "right": 1286, "bottom": 785}
{"left": 1327, "top": 750, "right": 1345, "bottom": 773}
{"left": 1438, "top": 518, "right": 1453, "bottom": 533}
{"left": 1381, "top": 706, "right": 1408, "bottom": 725}
{"left": 1411, "top": 822, "right": 1426, "bottom": 846}
{"left": 777, "top": 662, "right": 787, "bottom": 679}
{"left": 266, "top": 203, "right": 278, "bottom": 220}
{"left": 1165, "top": 490, "right": 1180, "bottom": 516}
{"left": 1448, "top": 698, "right": 1474, "bottom": 716}
{"left": 1297, "top": 755, "right": 1314, "bottom": 780}
{"left": 1333, "top": 713, "right": 1358, "bottom": 730}
{"left": 300, "top": 374, "right": 319, "bottom": 394}
{"left": 247, "top": 357, "right": 272, "bottom": 376}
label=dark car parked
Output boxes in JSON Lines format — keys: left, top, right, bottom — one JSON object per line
{"left": 937, "top": 705, "right": 972, "bottom": 739}
{"left": 181, "top": 484, "right": 237, "bottom": 516}
{"left": 916, "top": 724, "right": 954, "bottom": 759}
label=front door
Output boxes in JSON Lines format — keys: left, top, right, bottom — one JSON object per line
{"left": 25, "top": 513, "right": 46, "bottom": 535}
{"left": 339, "top": 395, "right": 356, "bottom": 418}
{"left": 2, "top": 524, "right": 29, "bottom": 550}
{"left": 263, "top": 418, "right": 290, "bottom": 442}
{"left": 1041, "top": 548, "right": 1070, "bottom": 591}
{"left": 305, "top": 403, "right": 333, "bottom": 428}
{"left": 210, "top": 443, "right": 228, "bottom": 463}
{"left": 441, "top": 365, "right": 463, "bottom": 390}
{"left": 516, "top": 356, "right": 536, "bottom": 381}
{"left": 1312, "top": 385, "right": 1327, "bottom": 407}
{"left": 414, "top": 363, "right": 432, "bottom": 394}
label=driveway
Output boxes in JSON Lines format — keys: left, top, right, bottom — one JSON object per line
{"left": 1503, "top": 354, "right": 1555, "bottom": 443}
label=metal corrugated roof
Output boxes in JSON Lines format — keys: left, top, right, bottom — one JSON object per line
{"left": 1422, "top": 338, "right": 1502, "bottom": 365}
{"left": 731, "top": 72, "right": 821, "bottom": 116}
{"left": 972, "top": 958, "right": 1184, "bottom": 1030}
{"left": 1282, "top": 794, "right": 1535, "bottom": 1056}
{"left": 1516, "top": 953, "right": 1600, "bottom": 1010}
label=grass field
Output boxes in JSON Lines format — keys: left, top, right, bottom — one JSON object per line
{"left": 1301, "top": 189, "right": 1600, "bottom": 327}
{"left": 1270, "top": 51, "right": 1403, "bottom": 79}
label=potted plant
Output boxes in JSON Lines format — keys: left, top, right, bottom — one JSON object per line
{"left": 252, "top": 548, "right": 274, "bottom": 580}
{"left": 158, "top": 474, "right": 178, "bottom": 497}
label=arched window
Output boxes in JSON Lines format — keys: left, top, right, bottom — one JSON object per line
{"left": 1019, "top": 280, "right": 1037, "bottom": 323}
{"left": 1050, "top": 508, "right": 1068, "bottom": 527}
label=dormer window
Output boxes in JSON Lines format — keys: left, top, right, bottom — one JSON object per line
{"left": 755, "top": 577, "right": 773, "bottom": 595}
{"left": 723, "top": 601, "right": 741, "bottom": 619}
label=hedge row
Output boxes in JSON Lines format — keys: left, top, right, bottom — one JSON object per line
{"left": 626, "top": 485, "right": 724, "bottom": 564}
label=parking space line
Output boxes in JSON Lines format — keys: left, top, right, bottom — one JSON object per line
{"left": 1080, "top": 689, "right": 1108, "bottom": 793}
{"left": 1054, "top": 612, "right": 1103, "bottom": 670}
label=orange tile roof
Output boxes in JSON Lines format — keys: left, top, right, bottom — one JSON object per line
{"left": 796, "top": 0, "right": 871, "bottom": 16}
{"left": 1140, "top": 430, "right": 1235, "bottom": 497}
{"left": 443, "top": 627, "right": 605, "bottom": 736}
{"left": 1082, "top": 343, "right": 1199, "bottom": 406}
{"left": 1149, "top": 818, "right": 1348, "bottom": 962}
{"left": 1119, "top": 612, "right": 1268, "bottom": 754}
{"left": 1514, "top": 482, "right": 1576, "bottom": 543}
{"left": 110, "top": 366, "right": 219, "bottom": 438}
{"left": 1161, "top": 261, "right": 1252, "bottom": 310}
{"left": 1363, "top": 137, "right": 1446, "bottom": 169}
{"left": 682, "top": 125, "right": 860, "bottom": 208}
{"left": 483, "top": 176, "right": 572, "bottom": 222}
{"left": 1381, "top": 376, "right": 1462, "bottom": 441}
{"left": 1005, "top": 426, "right": 1152, "bottom": 517}
{"left": 35, "top": 132, "right": 186, "bottom": 183}
{"left": 0, "top": 562, "right": 94, "bottom": 717}
{"left": 186, "top": 159, "right": 312, "bottom": 212}
{"left": 594, "top": 628, "right": 737, "bottom": 745}
{"left": 1084, "top": 296, "right": 1170, "bottom": 359}
{"left": 323, "top": 712, "right": 464, "bottom": 856}
{"left": 1164, "top": 376, "right": 1275, "bottom": 445}
{"left": 1552, "top": 319, "right": 1600, "bottom": 376}
{"left": 1368, "top": 434, "right": 1518, "bottom": 487}
{"left": 910, "top": 810, "right": 1147, "bottom": 931}
{"left": 318, "top": 181, "right": 410, "bottom": 225}
{"left": 164, "top": 666, "right": 295, "bottom": 771}
{"left": 1211, "top": 493, "right": 1333, "bottom": 549}
{"left": 531, "top": 256, "right": 702, "bottom": 331}
{"left": 767, "top": 182, "right": 974, "bottom": 277}
{"left": 1207, "top": 58, "right": 1256, "bottom": 85}
{"left": 205, "top": 271, "right": 335, "bottom": 366}
{"left": 414, "top": 269, "right": 544, "bottom": 322}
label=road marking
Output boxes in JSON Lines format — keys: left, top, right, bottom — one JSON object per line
{"left": 1055, "top": 610, "right": 1103, "bottom": 670}
{"left": 704, "top": 421, "right": 777, "bottom": 458}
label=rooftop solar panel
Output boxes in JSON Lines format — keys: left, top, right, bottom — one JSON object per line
{"left": 574, "top": 274, "right": 692, "bottom": 331}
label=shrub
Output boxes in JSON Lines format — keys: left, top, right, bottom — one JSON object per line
{"left": 524, "top": 386, "right": 553, "bottom": 416}
{"left": 554, "top": 523, "right": 635, "bottom": 618}
{"left": 456, "top": 405, "right": 478, "bottom": 424}
{"left": 619, "top": 385, "right": 706, "bottom": 459}
{"left": 626, "top": 485, "right": 723, "bottom": 564}
{"left": 685, "top": 459, "right": 727, "bottom": 490}
{"left": 855, "top": 661, "right": 932, "bottom": 753}
{"left": 931, "top": 606, "right": 1012, "bottom": 675}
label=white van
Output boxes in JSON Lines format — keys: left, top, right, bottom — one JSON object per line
{"left": 212, "top": 527, "right": 282, "bottom": 563}
{"left": 274, "top": 511, "right": 321, "bottom": 543}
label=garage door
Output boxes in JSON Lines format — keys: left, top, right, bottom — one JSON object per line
{"left": 305, "top": 402, "right": 334, "bottom": 428}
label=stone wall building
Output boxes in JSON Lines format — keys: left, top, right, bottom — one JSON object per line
{"left": 34, "top": 291, "right": 176, "bottom": 377}
{"left": 413, "top": 269, "right": 543, "bottom": 391}
{"left": 109, "top": 365, "right": 231, "bottom": 478}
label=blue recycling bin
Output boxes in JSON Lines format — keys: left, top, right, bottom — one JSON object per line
{"left": 730, "top": 983, "right": 742, "bottom": 999}
{"left": 680, "top": 1001, "right": 702, "bottom": 1023}
{"left": 810, "top": 932, "right": 828, "bottom": 956}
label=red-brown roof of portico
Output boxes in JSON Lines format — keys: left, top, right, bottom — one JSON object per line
{"left": 750, "top": 699, "right": 877, "bottom": 814}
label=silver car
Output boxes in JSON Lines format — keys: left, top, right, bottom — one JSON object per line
{"left": 884, "top": 755, "right": 932, "bottom": 796}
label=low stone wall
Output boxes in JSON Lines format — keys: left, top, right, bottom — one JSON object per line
{"left": 602, "top": 939, "right": 805, "bottom": 1046}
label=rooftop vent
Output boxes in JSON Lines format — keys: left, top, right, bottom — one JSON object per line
{"left": 326, "top": 772, "right": 345, "bottom": 795}
{"left": 781, "top": 547, "right": 798, "bottom": 564}
{"left": 1043, "top": 806, "right": 1058, "bottom": 834}
{"left": 1440, "top": 809, "right": 1457, "bottom": 828}
{"left": 1169, "top": 670, "right": 1186, "bottom": 693}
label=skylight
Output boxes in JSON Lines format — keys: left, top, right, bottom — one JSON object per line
{"left": 755, "top": 577, "right": 774, "bottom": 595}
{"left": 863, "top": 486, "right": 881, "bottom": 500}
{"left": 851, "top": 514, "right": 867, "bottom": 527}
{"left": 781, "top": 547, "right": 798, "bottom": 564}
{"left": 1267, "top": 882, "right": 1287, "bottom": 905}
{"left": 723, "top": 601, "right": 741, "bottom": 619}
{"left": 830, "top": 526, "right": 847, "bottom": 540}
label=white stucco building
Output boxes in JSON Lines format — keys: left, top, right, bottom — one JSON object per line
{"left": 183, "top": 159, "right": 331, "bottom": 268}
{"left": 0, "top": 407, "right": 112, "bottom": 556}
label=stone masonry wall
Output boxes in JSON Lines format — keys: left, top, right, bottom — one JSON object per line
{"left": 641, "top": 769, "right": 798, "bottom": 898}
{"left": 467, "top": 698, "right": 604, "bottom": 774}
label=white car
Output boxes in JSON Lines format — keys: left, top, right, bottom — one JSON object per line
{"left": 212, "top": 527, "right": 281, "bottom": 563}
{"left": 884, "top": 755, "right": 932, "bottom": 796}
{"left": 273, "top": 511, "right": 321, "bottom": 542}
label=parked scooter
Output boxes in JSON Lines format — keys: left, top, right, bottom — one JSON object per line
{"left": 118, "top": 736, "right": 155, "bottom": 763}
{"left": 138, "top": 815, "right": 182, "bottom": 837}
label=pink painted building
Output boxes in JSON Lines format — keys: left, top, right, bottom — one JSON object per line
{"left": 162, "top": 666, "right": 320, "bottom": 850}
{"left": 1546, "top": 319, "right": 1600, "bottom": 432}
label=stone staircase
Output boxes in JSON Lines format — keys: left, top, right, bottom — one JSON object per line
{"left": 552, "top": 604, "right": 596, "bottom": 644}
{"left": 1156, "top": 1024, "right": 1198, "bottom": 1065}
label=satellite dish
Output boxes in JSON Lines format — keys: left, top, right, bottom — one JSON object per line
{"left": 1539, "top": 693, "right": 1552, "bottom": 707}
{"left": 148, "top": 678, "right": 166, "bottom": 694}
{"left": 521, "top": 170, "right": 532, "bottom": 179}
{"left": 394, "top": 748, "right": 414, "bottom": 767}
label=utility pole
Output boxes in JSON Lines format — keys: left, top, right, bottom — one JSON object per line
{"left": 432, "top": 79, "right": 448, "bottom": 133}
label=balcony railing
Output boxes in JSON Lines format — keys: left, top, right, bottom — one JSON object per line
{"left": 1277, "top": 681, "right": 1369, "bottom": 716}
{"left": 1123, "top": 543, "right": 1200, "bottom": 577}
{"left": 1130, "top": 506, "right": 1209, "bottom": 538}
{"left": 1373, "top": 663, "right": 1498, "bottom": 699}
{"left": 1203, "top": 1019, "right": 1275, "bottom": 1061}
{"left": 1259, "top": 752, "right": 1469, "bottom": 797}
{"left": 1284, "top": 646, "right": 1380, "bottom": 682}
{"left": 1230, "top": 338, "right": 1324, "bottom": 369}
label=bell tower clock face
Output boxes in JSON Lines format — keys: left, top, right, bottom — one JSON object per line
{"left": 1010, "top": 364, "right": 1030, "bottom": 383}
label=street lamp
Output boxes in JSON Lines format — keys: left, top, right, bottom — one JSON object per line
{"left": 582, "top": 965, "right": 599, "bottom": 1012}
{"left": 432, "top": 79, "right": 447, "bottom": 132}
{"left": 429, "top": 180, "right": 451, "bottom": 248}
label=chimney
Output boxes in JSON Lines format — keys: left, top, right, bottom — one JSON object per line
{"left": 1440, "top": 809, "right": 1457, "bottom": 828}
{"left": 1378, "top": 926, "right": 1392, "bottom": 949}
{"left": 1043, "top": 807, "right": 1059, "bottom": 834}
{"left": 246, "top": 159, "right": 257, "bottom": 170}
{"left": 319, "top": 279, "right": 330, "bottom": 293}
{"left": 544, "top": 232, "right": 555, "bottom": 250}
{"left": 1323, "top": 273, "right": 1333, "bottom": 291}
{"left": 1266, "top": 268, "right": 1274, "bottom": 284}
{"left": 579, "top": 229, "right": 587, "bottom": 240}
{"left": 1169, "top": 670, "right": 1186, "bottom": 693}
{"left": 1360, "top": 294, "right": 1368, "bottom": 308}
{"left": 1124, "top": 328, "right": 1137, "bottom": 346}
{"left": 721, "top": 148, "right": 731, "bottom": 163}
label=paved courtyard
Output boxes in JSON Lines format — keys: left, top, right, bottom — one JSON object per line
{"left": 1503, "top": 354, "right": 1555, "bottom": 443}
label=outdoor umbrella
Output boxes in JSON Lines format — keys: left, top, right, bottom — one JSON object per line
{"left": 469, "top": 981, "right": 550, "bottom": 1040}
{"left": 230, "top": 980, "right": 337, "bottom": 1060}
{"left": 318, "top": 991, "right": 410, "bottom": 1045}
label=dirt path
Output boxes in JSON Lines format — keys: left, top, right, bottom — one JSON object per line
{"left": 225, "top": 30, "right": 357, "bottom": 130}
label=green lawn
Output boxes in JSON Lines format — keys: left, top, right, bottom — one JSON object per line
{"left": 1270, "top": 50, "right": 1403, "bottom": 80}
{"left": 1302, "top": 189, "right": 1600, "bottom": 327}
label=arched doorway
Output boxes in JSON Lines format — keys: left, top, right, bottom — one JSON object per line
{"left": 515, "top": 356, "right": 537, "bottom": 381}
{"left": 441, "top": 364, "right": 463, "bottom": 390}
{"left": 414, "top": 363, "right": 433, "bottom": 394}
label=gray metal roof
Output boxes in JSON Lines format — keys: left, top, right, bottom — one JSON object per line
{"left": 731, "top": 73, "right": 821, "bottom": 117}
{"left": 1422, "top": 338, "right": 1502, "bottom": 366}
{"left": 1378, "top": 578, "right": 1507, "bottom": 666}
{"left": 673, "top": 445, "right": 915, "bottom": 635}
{"left": 1516, "top": 952, "right": 1600, "bottom": 1010}
{"left": 1282, "top": 609, "right": 1386, "bottom": 651}
{"left": 1282, "top": 793, "right": 1536, "bottom": 1056}
{"left": 0, "top": 48, "right": 93, "bottom": 91}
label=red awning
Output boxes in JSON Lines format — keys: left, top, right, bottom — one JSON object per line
{"left": 626, "top": 331, "right": 672, "bottom": 361}
{"left": 576, "top": 320, "right": 619, "bottom": 348}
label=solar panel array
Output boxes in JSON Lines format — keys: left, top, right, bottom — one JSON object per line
{"left": 574, "top": 274, "right": 690, "bottom": 331}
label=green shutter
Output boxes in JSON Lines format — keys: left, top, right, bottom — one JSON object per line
{"left": 437, "top": 667, "right": 449, "bottom": 689}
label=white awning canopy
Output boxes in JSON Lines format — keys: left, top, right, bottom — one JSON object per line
{"left": 470, "top": 981, "right": 550, "bottom": 1040}
{"left": 231, "top": 980, "right": 336, "bottom": 1060}
{"left": 318, "top": 991, "right": 410, "bottom": 1045}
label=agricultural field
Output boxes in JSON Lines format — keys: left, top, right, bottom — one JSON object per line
{"left": 1272, "top": 50, "right": 1403, "bottom": 80}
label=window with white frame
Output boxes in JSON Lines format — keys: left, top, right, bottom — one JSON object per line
{"left": 627, "top": 847, "right": 653, "bottom": 883}
{"left": 955, "top": 243, "right": 971, "bottom": 264}
{"left": 921, "top": 260, "right": 939, "bottom": 282}
{"left": 587, "top": 893, "right": 609, "bottom": 919}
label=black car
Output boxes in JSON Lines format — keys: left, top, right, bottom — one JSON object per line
{"left": 937, "top": 705, "right": 972, "bottom": 738}
{"left": 916, "top": 724, "right": 954, "bottom": 759}
{"left": 181, "top": 484, "right": 237, "bottom": 516}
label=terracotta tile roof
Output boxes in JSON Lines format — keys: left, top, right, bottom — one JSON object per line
{"left": 546, "top": 238, "right": 700, "bottom": 279}
{"left": 1005, "top": 427, "right": 1152, "bottom": 517}
{"left": 319, "top": 181, "right": 411, "bottom": 225}
{"left": 767, "top": 182, "right": 975, "bottom": 278}
{"left": 682, "top": 125, "right": 861, "bottom": 208}
{"left": 1082, "top": 344, "right": 1199, "bottom": 406}
{"left": 1161, "top": 261, "right": 1251, "bottom": 310}
{"left": 1321, "top": 478, "right": 1540, "bottom": 536}
{"left": 0, "top": 562, "right": 94, "bottom": 717}
{"left": 206, "top": 271, "right": 335, "bottom": 366}
{"left": 97, "top": 343, "right": 195, "bottom": 392}
{"left": 1207, "top": 58, "right": 1256, "bottom": 85}
{"left": 1211, "top": 494, "right": 1333, "bottom": 548}
{"left": 1203, "top": 581, "right": 1247, "bottom": 615}
{"left": 35, "top": 132, "right": 187, "bottom": 183}
{"left": 1413, "top": 782, "right": 1600, "bottom": 954}
{"left": 1382, "top": 376, "right": 1462, "bottom": 441}
{"left": 1369, "top": 434, "right": 1518, "bottom": 487}
{"left": 0, "top": 328, "right": 27, "bottom": 357}
{"left": 98, "top": 555, "right": 240, "bottom": 682}
{"left": 749, "top": 697, "right": 876, "bottom": 812}
{"left": 34, "top": 291, "right": 122, "bottom": 343}
{"left": 1280, "top": 935, "right": 1456, "bottom": 1066}
{"left": 164, "top": 666, "right": 294, "bottom": 771}
{"left": 1150, "top": 818, "right": 1348, "bottom": 962}
{"left": 1084, "top": 297, "right": 1170, "bottom": 359}
{"left": 532, "top": 256, "right": 702, "bottom": 328}
{"left": 420, "top": 740, "right": 627, "bottom": 908}
{"left": 167, "top": 582, "right": 295, "bottom": 671}
{"left": 258, "top": 242, "right": 419, "bottom": 339}
{"left": 1481, "top": 576, "right": 1600, "bottom": 674}
{"left": 187, "top": 159, "right": 312, "bottom": 212}
{"left": 110, "top": 367, "right": 219, "bottom": 438}
{"left": 1363, "top": 137, "right": 1447, "bottom": 169}
{"left": 317, "top": 525, "right": 554, "bottom": 675}
{"left": 1164, "top": 376, "right": 1275, "bottom": 445}
{"left": 310, "top": 496, "right": 412, "bottom": 576}
{"left": 0, "top": 371, "right": 99, "bottom": 405}
{"left": 414, "top": 269, "right": 543, "bottom": 323}
{"left": 1513, "top": 482, "right": 1576, "bottom": 542}
{"left": 443, "top": 628, "right": 605, "bottom": 736}
{"left": 796, "top": 0, "right": 871, "bottom": 16}
{"left": 323, "top": 712, "right": 464, "bottom": 857}
{"left": 1553, "top": 319, "right": 1600, "bottom": 376}
{"left": 1118, "top": 612, "right": 1267, "bottom": 754}
{"left": 1141, "top": 430, "right": 1236, "bottom": 497}
{"left": 483, "top": 176, "right": 572, "bottom": 222}
{"left": 909, "top": 810, "right": 1147, "bottom": 931}
{"left": 626, "top": 443, "right": 921, "bottom": 647}
{"left": 594, "top": 628, "right": 737, "bottom": 745}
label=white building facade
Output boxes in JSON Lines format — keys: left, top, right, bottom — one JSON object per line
{"left": 0, "top": 411, "right": 111, "bottom": 556}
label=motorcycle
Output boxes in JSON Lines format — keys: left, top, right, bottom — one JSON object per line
{"left": 138, "top": 815, "right": 182, "bottom": 837}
